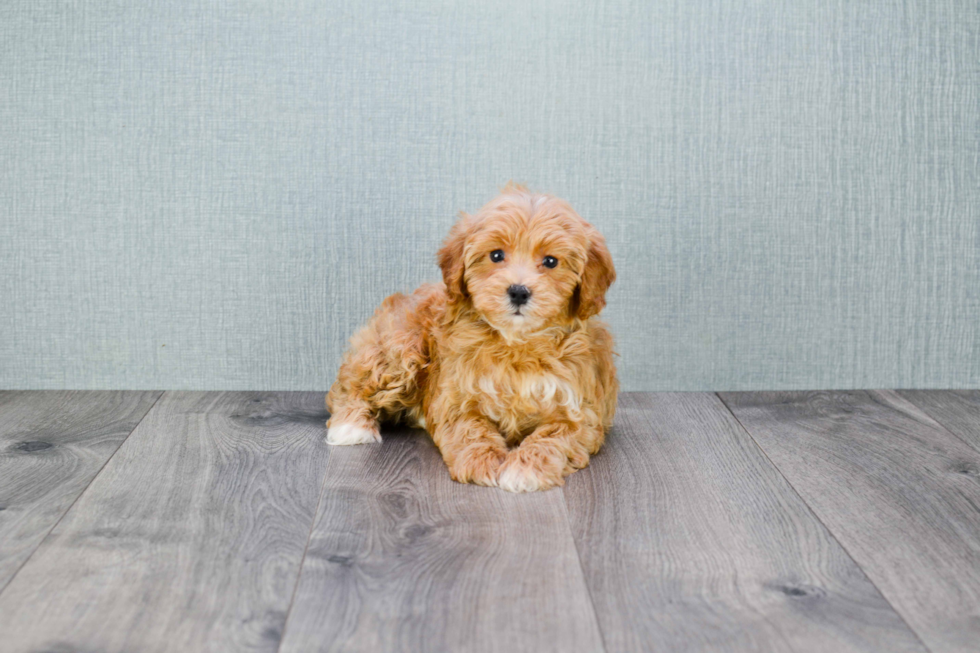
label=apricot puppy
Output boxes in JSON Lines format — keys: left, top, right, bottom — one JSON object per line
{"left": 326, "top": 184, "right": 617, "bottom": 492}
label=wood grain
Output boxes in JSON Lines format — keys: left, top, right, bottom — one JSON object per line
{"left": 278, "top": 427, "right": 605, "bottom": 653}
{"left": 898, "top": 390, "right": 980, "bottom": 453}
{"left": 563, "top": 392, "right": 925, "bottom": 653}
{"left": 0, "top": 391, "right": 330, "bottom": 653}
{"left": 721, "top": 390, "right": 980, "bottom": 653}
{"left": 0, "top": 390, "right": 161, "bottom": 591}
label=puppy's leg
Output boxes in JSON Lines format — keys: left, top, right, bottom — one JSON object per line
{"left": 497, "top": 422, "right": 600, "bottom": 493}
{"left": 325, "top": 355, "right": 384, "bottom": 446}
{"left": 326, "top": 293, "right": 427, "bottom": 446}
{"left": 431, "top": 416, "right": 508, "bottom": 487}
{"left": 325, "top": 401, "right": 381, "bottom": 445}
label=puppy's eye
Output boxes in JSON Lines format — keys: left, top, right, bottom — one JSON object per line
{"left": 542, "top": 255, "right": 558, "bottom": 269}
{"left": 490, "top": 249, "right": 505, "bottom": 263}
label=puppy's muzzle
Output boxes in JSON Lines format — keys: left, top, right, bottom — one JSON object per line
{"left": 507, "top": 284, "right": 531, "bottom": 307}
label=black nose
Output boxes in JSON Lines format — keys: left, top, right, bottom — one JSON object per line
{"left": 507, "top": 284, "right": 531, "bottom": 306}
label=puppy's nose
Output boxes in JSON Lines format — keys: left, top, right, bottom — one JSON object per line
{"left": 507, "top": 284, "right": 531, "bottom": 306}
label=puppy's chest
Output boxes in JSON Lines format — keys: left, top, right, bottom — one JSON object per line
{"left": 469, "top": 364, "right": 582, "bottom": 429}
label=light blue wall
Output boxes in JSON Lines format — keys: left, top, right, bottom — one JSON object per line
{"left": 2, "top": 0, "right": 977, "bottom": 391}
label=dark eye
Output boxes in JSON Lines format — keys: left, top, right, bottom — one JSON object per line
{"left": 542, "top": 255, "right": 558, "bottom": 268}
{"left": 490, "top": 249, "right": 505, "bottom": 263}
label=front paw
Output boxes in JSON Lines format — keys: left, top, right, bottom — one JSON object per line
{"left": 496, "top": 451, "right": 564, "bottom": 493}
{"left": 449, "top": 445, "right": 506, "bottom": 487}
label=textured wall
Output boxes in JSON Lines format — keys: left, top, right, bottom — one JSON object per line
{"left": 1, "top": 0, "right": 978, "bottom": 391}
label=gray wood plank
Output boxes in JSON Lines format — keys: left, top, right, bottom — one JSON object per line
{"left": 721, "top": 390, "right": 980, "bottom": 653}
{"left": 278, "top": 427, "right": 605, "bottom": 653}
{"left": 563, "top": 392, "right": 926, "bottom": 653}
{"left": 0, "top": 391, "right": 330, "bottom": 653}
{"left": 898, "top": 390, "right": 980, "bottom": 453}
{"left": 0, "top": 390, "right": 161, "bottom": 591}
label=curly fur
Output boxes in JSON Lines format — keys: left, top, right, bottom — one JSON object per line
{"left": 327, "top": 184, "right": 617, "bottom": 492}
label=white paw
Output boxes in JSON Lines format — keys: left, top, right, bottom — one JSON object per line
{"left": 497, "top": 464, "right": 544, "bottom": 493}
{"left": 326, "top": 423, "right": 381, "bottom": 446}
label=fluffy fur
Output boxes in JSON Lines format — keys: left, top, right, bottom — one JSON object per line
{"left": 326, "top": 184, "right": 617, "bottom": 492}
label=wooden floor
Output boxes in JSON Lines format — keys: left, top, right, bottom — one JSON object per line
{"left": 1, "top": 391, "right": 979, "bottom": 652}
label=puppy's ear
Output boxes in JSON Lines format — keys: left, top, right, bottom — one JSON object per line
{"left": 573, "top": 228, "right": 616, "bottom": 319}
{"left": 438, "top": 213, "right": 471, "bottom": 302}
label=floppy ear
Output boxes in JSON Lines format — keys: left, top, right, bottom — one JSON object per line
{"left": 574, "top": 228, "right": 616, "bottom": 319}
{"left": 437, "top": 213, "right": 471, "bottom": 302}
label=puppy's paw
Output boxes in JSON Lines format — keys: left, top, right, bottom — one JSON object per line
{"left": 449, "top": 445, "right": 506, "bottom": 487}
{"left": 326, "top": 422, "right": 381, "bottom": 446}
{"left": 497, "top": 455, "right": 563, "bottom": 493}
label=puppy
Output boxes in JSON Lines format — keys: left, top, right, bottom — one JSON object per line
{"left": 326, "top": 184, "right": 617, "bottom": 492}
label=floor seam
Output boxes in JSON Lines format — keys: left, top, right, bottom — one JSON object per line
{"left": 559, "top": 485, "right": 610, "bottom": 653}
{"left": 713, "top": 392, "right": 936, "bottom": 653}
{"left": 275, "top": 438, "right": 332, "bottom": 653}
{"left": 558, "top": 394, "right": 664, "bottom": 653}
{"left": 890, "top": 390, "right": 980, "bottom": 456}
{"left": 0, "top": 389, "right": 166, "bottom": 597}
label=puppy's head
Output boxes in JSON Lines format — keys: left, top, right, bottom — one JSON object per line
{"left": 438, "top": 184, "right": 615, "bottom": 336}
